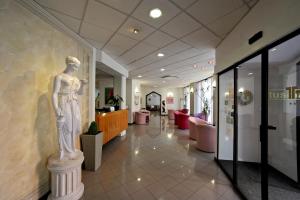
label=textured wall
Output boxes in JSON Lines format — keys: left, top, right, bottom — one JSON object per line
{"left": 0, "top": 1, "right": 91, "bottom": 200}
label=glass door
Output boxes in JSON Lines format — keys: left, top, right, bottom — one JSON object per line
{"left": 218, "top": 70, "right": 235, "bottom": 178}
{"left": 267, "top": 34, "right": 300, "bottom": 200}
{"left": 236, "top": 55, "right": 262, "bottom": 200}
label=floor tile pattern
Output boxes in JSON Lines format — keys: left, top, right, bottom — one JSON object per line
{"left": 81, "top": 113, "right": 241, "bottom": 200}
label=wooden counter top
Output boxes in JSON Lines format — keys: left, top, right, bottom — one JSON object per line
{"left": 96, "top": 109, "right": 128, "bottom": 144}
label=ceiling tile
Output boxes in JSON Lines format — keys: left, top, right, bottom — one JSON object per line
{"left": 161, "top": 12, "right": 201, "bottom": 38}
{"left": 143, "top": 31, "right": 175, "bottom": 48}
{"left": 181, "top": 28, "right": 220, "bottom": 50}
{"left": 80, "top": 22, "right": 112, "bottom": 45}
{"left": 171, "top": 0, "right": 197, "bottom": 9}
{"left": 118, "top": 17, "right": 155, "bottom": 41}
{"left": 84, "top": 0, "right": 127, "bottom": 31}
{"left": 119, "top": 41, "right": 158, "bottom": 64}
{"left": 132, "top": 0, "right": 181, "bottom": 28}
{"left": 187, "top": 0, "right": 244, "bottom": 25}
{"left": 247, "top": 0, "right": 259, "bottom": 7}
{"left": 103, "top": 33, "right": 139, "bottom": 56}
{"left": 35, "top": 0, "right": 87, "bottom": 19}
{"left": 48, "top": 9, "right": 81, "bottom": 33}
{"left": 95, "top": 0, "right": 141, "bottom": 14}
{"left": 85, "top": 38, "right": 106, "bottom": 49}
{"left": 159, "top": 40, "right": 191, "bottom": 56}
{"left": 207, "top": 5, "right": 249, "bottom": 38}
{"left": 128, "top": 53, "right": 161, "bottom": 70}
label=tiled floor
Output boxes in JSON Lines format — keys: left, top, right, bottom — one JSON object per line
{"left": 81, "top": 113, "right": 241, "bottom": 200}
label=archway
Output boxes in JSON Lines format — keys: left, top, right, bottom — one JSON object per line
{"left": 146, "top": 91, "right": 162, "bottom": 114}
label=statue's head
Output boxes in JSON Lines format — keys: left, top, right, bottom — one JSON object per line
{"left": 66, "top": 56, "right": 80, "bottom": 71}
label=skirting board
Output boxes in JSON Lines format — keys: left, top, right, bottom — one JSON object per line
{"left": 21, "top": 181, "right": 49, "bottom": 200}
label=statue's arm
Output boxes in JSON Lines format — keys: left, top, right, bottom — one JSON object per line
{"left": 52, "top": 76, "right": 62, "bottom": 117}
{"left": 78, "top": 79, "right": 88, "bottom": 95}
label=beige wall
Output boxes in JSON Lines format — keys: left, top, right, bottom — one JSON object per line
{"left": 0, "top": 1, "right": 92, "bottom": 200}
{"left": 216, "top": 0, "right": 300, "bottom": 72}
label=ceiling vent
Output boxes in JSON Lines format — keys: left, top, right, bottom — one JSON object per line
{"left": 161, "top": 75, "right": 178, "bottom": 80}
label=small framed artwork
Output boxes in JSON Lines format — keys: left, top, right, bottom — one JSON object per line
{"left": 105, "top": 87, "right": 114, "bottom": 104}
{"left": 166, "top": 97, "right": 174, "bottom": 104}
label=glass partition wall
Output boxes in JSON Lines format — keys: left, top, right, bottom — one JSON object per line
{"left": 217, "top": 30, "right": 300, "bottom": 200}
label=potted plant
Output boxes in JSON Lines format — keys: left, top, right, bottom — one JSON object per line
{"left": 80, "top": 121, "right": 103, "bottom": 171}
{"left": 108, "top": 95, "right": 123, "bottom": 111}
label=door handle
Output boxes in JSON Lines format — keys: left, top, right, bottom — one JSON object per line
{"left": 268, "top": 125, "right": 277, "bottom": 130}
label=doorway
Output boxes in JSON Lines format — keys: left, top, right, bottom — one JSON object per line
{"left": 146, "top": 91, "right": 162, "bottom": 114}
{"left": 217, "top": 29, "right": 300, "bottom": 200}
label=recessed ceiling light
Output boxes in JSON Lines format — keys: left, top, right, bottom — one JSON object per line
{"left": 149, "top": 8, "right": 162, "bottom": 19}
{"left": 193, "top": 64, "right": 197, "bottom": 68}
{"left": 157, "top": 53, "right": 164, "bottom": 57}
{"left": 138, "top": 75, "right": 142, "bottom": 78}
{"left": 271, "top": 48, "right": 277, "bottom": 52}
{"left": 160, "top": 68, "right": 165, "bottom": 71}
{"left": 133, "top": 28, "right": 139, "bottom": 34}
{"left": 248, "top": 72, "right": 253, "bottom": 76}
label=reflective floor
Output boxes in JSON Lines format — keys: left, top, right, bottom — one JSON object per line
{"left": 81, "top": 113, "right": 241, "bottom": 200}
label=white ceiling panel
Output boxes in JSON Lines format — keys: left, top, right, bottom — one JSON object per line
{"left": 208, "top": 5, "right": 249, "bottom": 38}
{"left": 161, "top": 12, "right": 202, "bottom": 38}
{"left": 187, "top": 0, "right": 244, "bottom": 25}
{"left": 181, "top": 28, "right": 220, "bottom": 50}
{"left": 132, "top": 0, "right": 181, "bottom": 28}
{"left": 118, "top": 41, "right": 158, "bottom": 64}
{"left": 84, "top": 0, "right": 127, "bottom": 31}
{"left": 80, "top": 22, "right": 113, "bottom": 45}
{"left": 118, "top": 17, "right": 155, "bottom": 41}
{"left": 35, "top": 0, "right": 87, "bottom": 19}
{"left": 159, "top": 40, "right": 191, "bottom": 56}
{"left": 171, "top": 0, "right": 197, "bottom": 9}
{"left": 85, "top": 38, "right": 106, "bottom": 49}
{"left": 104, "top": 33, "right": 139, "bottom": 56}
{"left": 95, "top": 0, "right": 141, "bottom": 14}
{"left": 143, "top": 31, "right": 176, "bottom": 48}
{"left": 48, "top": 9, "right": 81, "bottom": 33}
{"left": 128, "top": 53, "right": 162, "bottom": 70}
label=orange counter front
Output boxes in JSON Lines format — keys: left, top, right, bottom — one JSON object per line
{"left": 96, "top": 109, "right": 128, "bottom": 144}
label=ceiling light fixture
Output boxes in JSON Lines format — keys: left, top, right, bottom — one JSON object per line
{"left": 160, "top": 68, "right": 165, "bottom": 71}
{"left": 248, "top": 72, "right": 253, "bottom": 76}
{"left": 137, "top": 75, "right": 142, "bottom": 78}
{"left": 193, "top": 64, "right": 197, "bottom": 68}
{"left": 133, "top": 28, "right": 140, "bottom": 34}
{"left": 157, "top": 53, "right": 164, "bottom": 57}
{"left": 149, "top": 8, "right": 162, "bottom": 19}
{"left": 271, "top": 48, "right": 277, "bottom": 52}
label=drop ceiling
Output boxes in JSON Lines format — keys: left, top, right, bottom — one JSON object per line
{"left": 35, "top": 0, "right": 258, "bottom": 87}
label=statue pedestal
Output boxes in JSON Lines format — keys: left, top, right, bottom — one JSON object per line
{"left": 47, "top": 152, "right": 84, "bottom": 200}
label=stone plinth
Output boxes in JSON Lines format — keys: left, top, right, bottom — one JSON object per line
{"left": 47, "top": 152, "right": 84, "bottom": 200}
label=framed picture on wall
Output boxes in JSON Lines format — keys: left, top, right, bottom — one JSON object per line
{"left": 105, "top": 87, "right": 114, "bottom": 104}
{"left": 166, "top": 97, "right": 174, "bottom": 104}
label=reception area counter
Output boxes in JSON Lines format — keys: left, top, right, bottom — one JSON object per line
{"left": 96, "top": 109, "right": 128, "bottom": 144}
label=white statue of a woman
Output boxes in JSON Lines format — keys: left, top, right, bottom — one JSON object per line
{"left": 52, "top": 56, "right": 87, "bottom": 160}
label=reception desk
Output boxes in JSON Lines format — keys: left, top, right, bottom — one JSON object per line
{"left": 96, "top": 109, "right": 128, "bottom": 144}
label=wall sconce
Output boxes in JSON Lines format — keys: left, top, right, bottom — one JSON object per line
{"left": 135, "top": 87, "right": 140, "bottom": 94}
{"left": 190, "top": 87, "right": 194, "bottom": 93}
{"left": 167, "top": 92, "right": 174, "bottom": 97}
{"left": 238, "top": 87, "right": 244, "bottom": 93}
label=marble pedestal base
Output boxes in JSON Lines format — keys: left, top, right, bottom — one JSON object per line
{"left": 47, "top": 151, "right": 84, "bottom": 200}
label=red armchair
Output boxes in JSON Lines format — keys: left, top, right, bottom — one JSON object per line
{"left": 177, "top": 112, "right": 189, "bottom": 129}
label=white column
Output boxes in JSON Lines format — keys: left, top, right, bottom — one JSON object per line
{"left": 121, "top": 75, "right": 126, "bottom": 109}
{"left": 89, "top": 47, "right": 96, "bottom": 123}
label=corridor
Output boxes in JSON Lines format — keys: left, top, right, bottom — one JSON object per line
{"left": 82, "top": 114, "right": 241, "bottom": 200}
